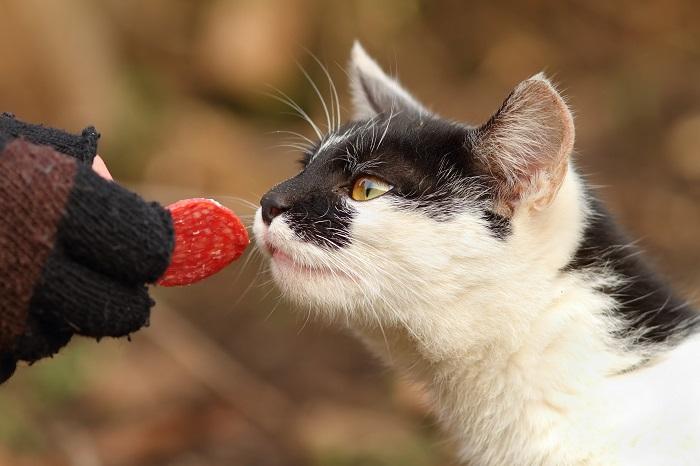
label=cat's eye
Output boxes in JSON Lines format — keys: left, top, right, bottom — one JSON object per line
{"left": 351, "top": 175, "right": 394, "bottom": 201}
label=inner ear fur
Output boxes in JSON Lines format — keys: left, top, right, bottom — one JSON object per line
{"left": 349, "top": 41, "right": 429, "bottom": 120}
{"left": 470, "top": 73, "right": 575, "bottom": 217}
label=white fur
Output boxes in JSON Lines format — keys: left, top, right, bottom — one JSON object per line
{"left": 254, "top": 46, "right": 700, "bottom": 465}
{"left": 255, "top": 169, "right": 700, "bottom": 465}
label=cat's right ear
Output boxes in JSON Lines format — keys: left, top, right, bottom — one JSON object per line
{"left": 349, "top": 41, "right": 429, "bottom": 120}
{"left": 470, "top": 74, "right": 575, "bottom": 216}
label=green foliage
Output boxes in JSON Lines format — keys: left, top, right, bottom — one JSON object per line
{"left": 0, "top": 343, "right": 89, "bottom": 453}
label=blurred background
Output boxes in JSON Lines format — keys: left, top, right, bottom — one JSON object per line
{"left": 1, "top": 0, "right": 699, "bottom": 465}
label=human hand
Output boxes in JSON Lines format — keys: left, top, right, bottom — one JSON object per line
{"left": 0, "top": 115, "right": 174, "bottom": 383}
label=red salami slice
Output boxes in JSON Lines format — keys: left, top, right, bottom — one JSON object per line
{"left": 157, "top": 198, "right": 249, "bottom": 287}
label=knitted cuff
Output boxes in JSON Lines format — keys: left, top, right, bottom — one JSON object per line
{"left": 0, "top": 113, "right": 99, "bottom": 165}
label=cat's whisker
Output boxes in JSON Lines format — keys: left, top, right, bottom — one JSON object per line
{"left": 210, "top": 195, "right": 258, "bottom": 212}
{"left": 268, "top": 130, "right": 316, "bottom": 146}
{"left": 297, "top": 308, "right": 313, "bottom": 335}
{"left": 304, "top": 48, "right": 342, "bottom": 132}
{"left": 276, "top": 135, "right": 314, "bottom": 146}
{"left": 263, "top": 293, "right": 285, "bottom": 322}
{"left": 296, "top": 61, "right": 333, "bottom": 134}
{"left": 268, "top": 143, "right": 313, "bottom": 153}
{"left": 376, "top": 105, "right": 395, "bottom": 151}
{"left": 259, "top": 288, "right": 276, "bottom": 304}
{"left": 224, "top": 250, "right": 272, "bottom": 321}
{"left": 264, "top": 87, "right": 323, "bottom": 140}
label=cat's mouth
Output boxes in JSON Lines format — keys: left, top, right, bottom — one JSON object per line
{"left": 266, "top": 243, "right": 348, "bottom": 279}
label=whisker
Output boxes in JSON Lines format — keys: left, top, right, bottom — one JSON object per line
{"left": 268, "top": 143, "right": 313, "bottom": 153}
{"left": 296, "top": 61, "right": 332, "bottom": 133}
{"left": 304, "top": 47, "right": 342, "bottom": 132}
{"left": 264, "top": 293, "right": 285, "bottom": 321}
{"left": 267, "top": 130, "right": 315, "bottom": 146}
{"left": 212, "top": 195, "right": 259, "bottom": 211}
{"left": 229, "top": 249, "right": 266, "bottom": 311}
{"left": 377, "top": 105, "right": 396, "bottom": 150}
{"left": 264, "top": 87, "right": 323, "bottom": 139}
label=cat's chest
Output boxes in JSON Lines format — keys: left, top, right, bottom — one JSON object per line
{"left": 363, "top": 327, "right": 700, "bottom": 466}
{"left": 447, "top": 337, "right": 700, "bottom": 466}
{"left": 596, "top": 337, "right": 700, "bottom": 465}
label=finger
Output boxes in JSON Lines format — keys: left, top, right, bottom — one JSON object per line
{"left": 31, "top": 249, "right": 153, "bottom": 339}
{"left": 91, "top": 155, "right": 113, "bottom": 180}
{"left": 57, "top": 164, "right": 174, "bottom": 284}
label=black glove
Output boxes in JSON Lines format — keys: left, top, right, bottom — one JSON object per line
{"left": 0, "top": 114, "right": 174, "bottom": 383}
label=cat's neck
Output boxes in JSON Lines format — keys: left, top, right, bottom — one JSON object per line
{"left": 355, "top": 277, "right": 640, "bottom": 464}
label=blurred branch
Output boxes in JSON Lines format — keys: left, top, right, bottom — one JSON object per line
{"left": 50, "top": 422, "right": 102, "bottom": 466}
{"left": 144, "top": 305, "right": 305, "bottom": 462}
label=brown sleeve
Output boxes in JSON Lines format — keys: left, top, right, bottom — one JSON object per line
{"left": 0, "top": 139, "right": 77, "bottom": 351}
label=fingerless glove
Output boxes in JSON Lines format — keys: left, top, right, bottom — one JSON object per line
{"left": 0, "top": 114, "right": 174, "bottom": 382}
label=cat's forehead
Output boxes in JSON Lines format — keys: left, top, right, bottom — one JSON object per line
{"left": 306, "top": 114, "right": 472, "bottom": 174}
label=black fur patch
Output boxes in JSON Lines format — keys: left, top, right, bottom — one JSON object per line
{"left": 565, "top": 196, "right": 699, "bottom": 345}
{"left": 263, "top": 113, "right": 512, "bottom": 248}
{"left": 482, "top": 210, "right": 511, "bottom": 240}
{"left": 263, "top": 168, "right": 355, "bottom": 249}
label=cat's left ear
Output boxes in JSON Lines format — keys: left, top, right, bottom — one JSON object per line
{"left": 349, "top": 41, "right": 429, "bottom": 120}
{"left": 470, "top": 73, "right": 575, "bottom": 216}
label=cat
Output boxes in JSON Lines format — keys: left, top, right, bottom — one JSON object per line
{"left": 253, "top": 42, "right": 700, "bottom": 465}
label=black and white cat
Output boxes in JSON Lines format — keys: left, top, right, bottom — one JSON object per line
{"left": 253, "top": 42, "right": 700, "bottom": 465}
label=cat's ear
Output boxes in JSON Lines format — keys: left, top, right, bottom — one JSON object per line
{"left": 349, "top": 41, "right": 429, "bottom": 120}
{"left": 471, "top": 73, "right": 575, "bottom": 216}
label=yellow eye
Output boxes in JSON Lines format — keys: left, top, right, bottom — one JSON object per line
{"left": 351, "top": 175, "right": 393, "bottom": 201}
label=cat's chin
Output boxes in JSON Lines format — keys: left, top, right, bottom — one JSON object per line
{"left": 269, "top": 247, "right": 343, "bottom": 278}
{"left": 268, "top": 254, "right": 364, "bottom": 311}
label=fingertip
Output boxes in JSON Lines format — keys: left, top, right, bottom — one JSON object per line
{"left": 92, "top": 155, "right": 113, "bottom": 180}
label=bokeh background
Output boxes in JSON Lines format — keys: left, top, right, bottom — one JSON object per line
{"left": 1, "top": 1, "right": 699, "bottom": 465}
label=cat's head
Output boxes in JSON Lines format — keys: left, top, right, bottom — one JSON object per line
{"left": 254, "top": 43, "right": 580, "bottom": 342}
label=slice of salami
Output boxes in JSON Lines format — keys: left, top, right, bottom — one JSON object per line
{"left": 157, "top": 198, "right": 249, "bottom": 287}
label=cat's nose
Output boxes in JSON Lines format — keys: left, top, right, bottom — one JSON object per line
{"left": 260, "top": 191, "right": 290, "bottom": 225}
